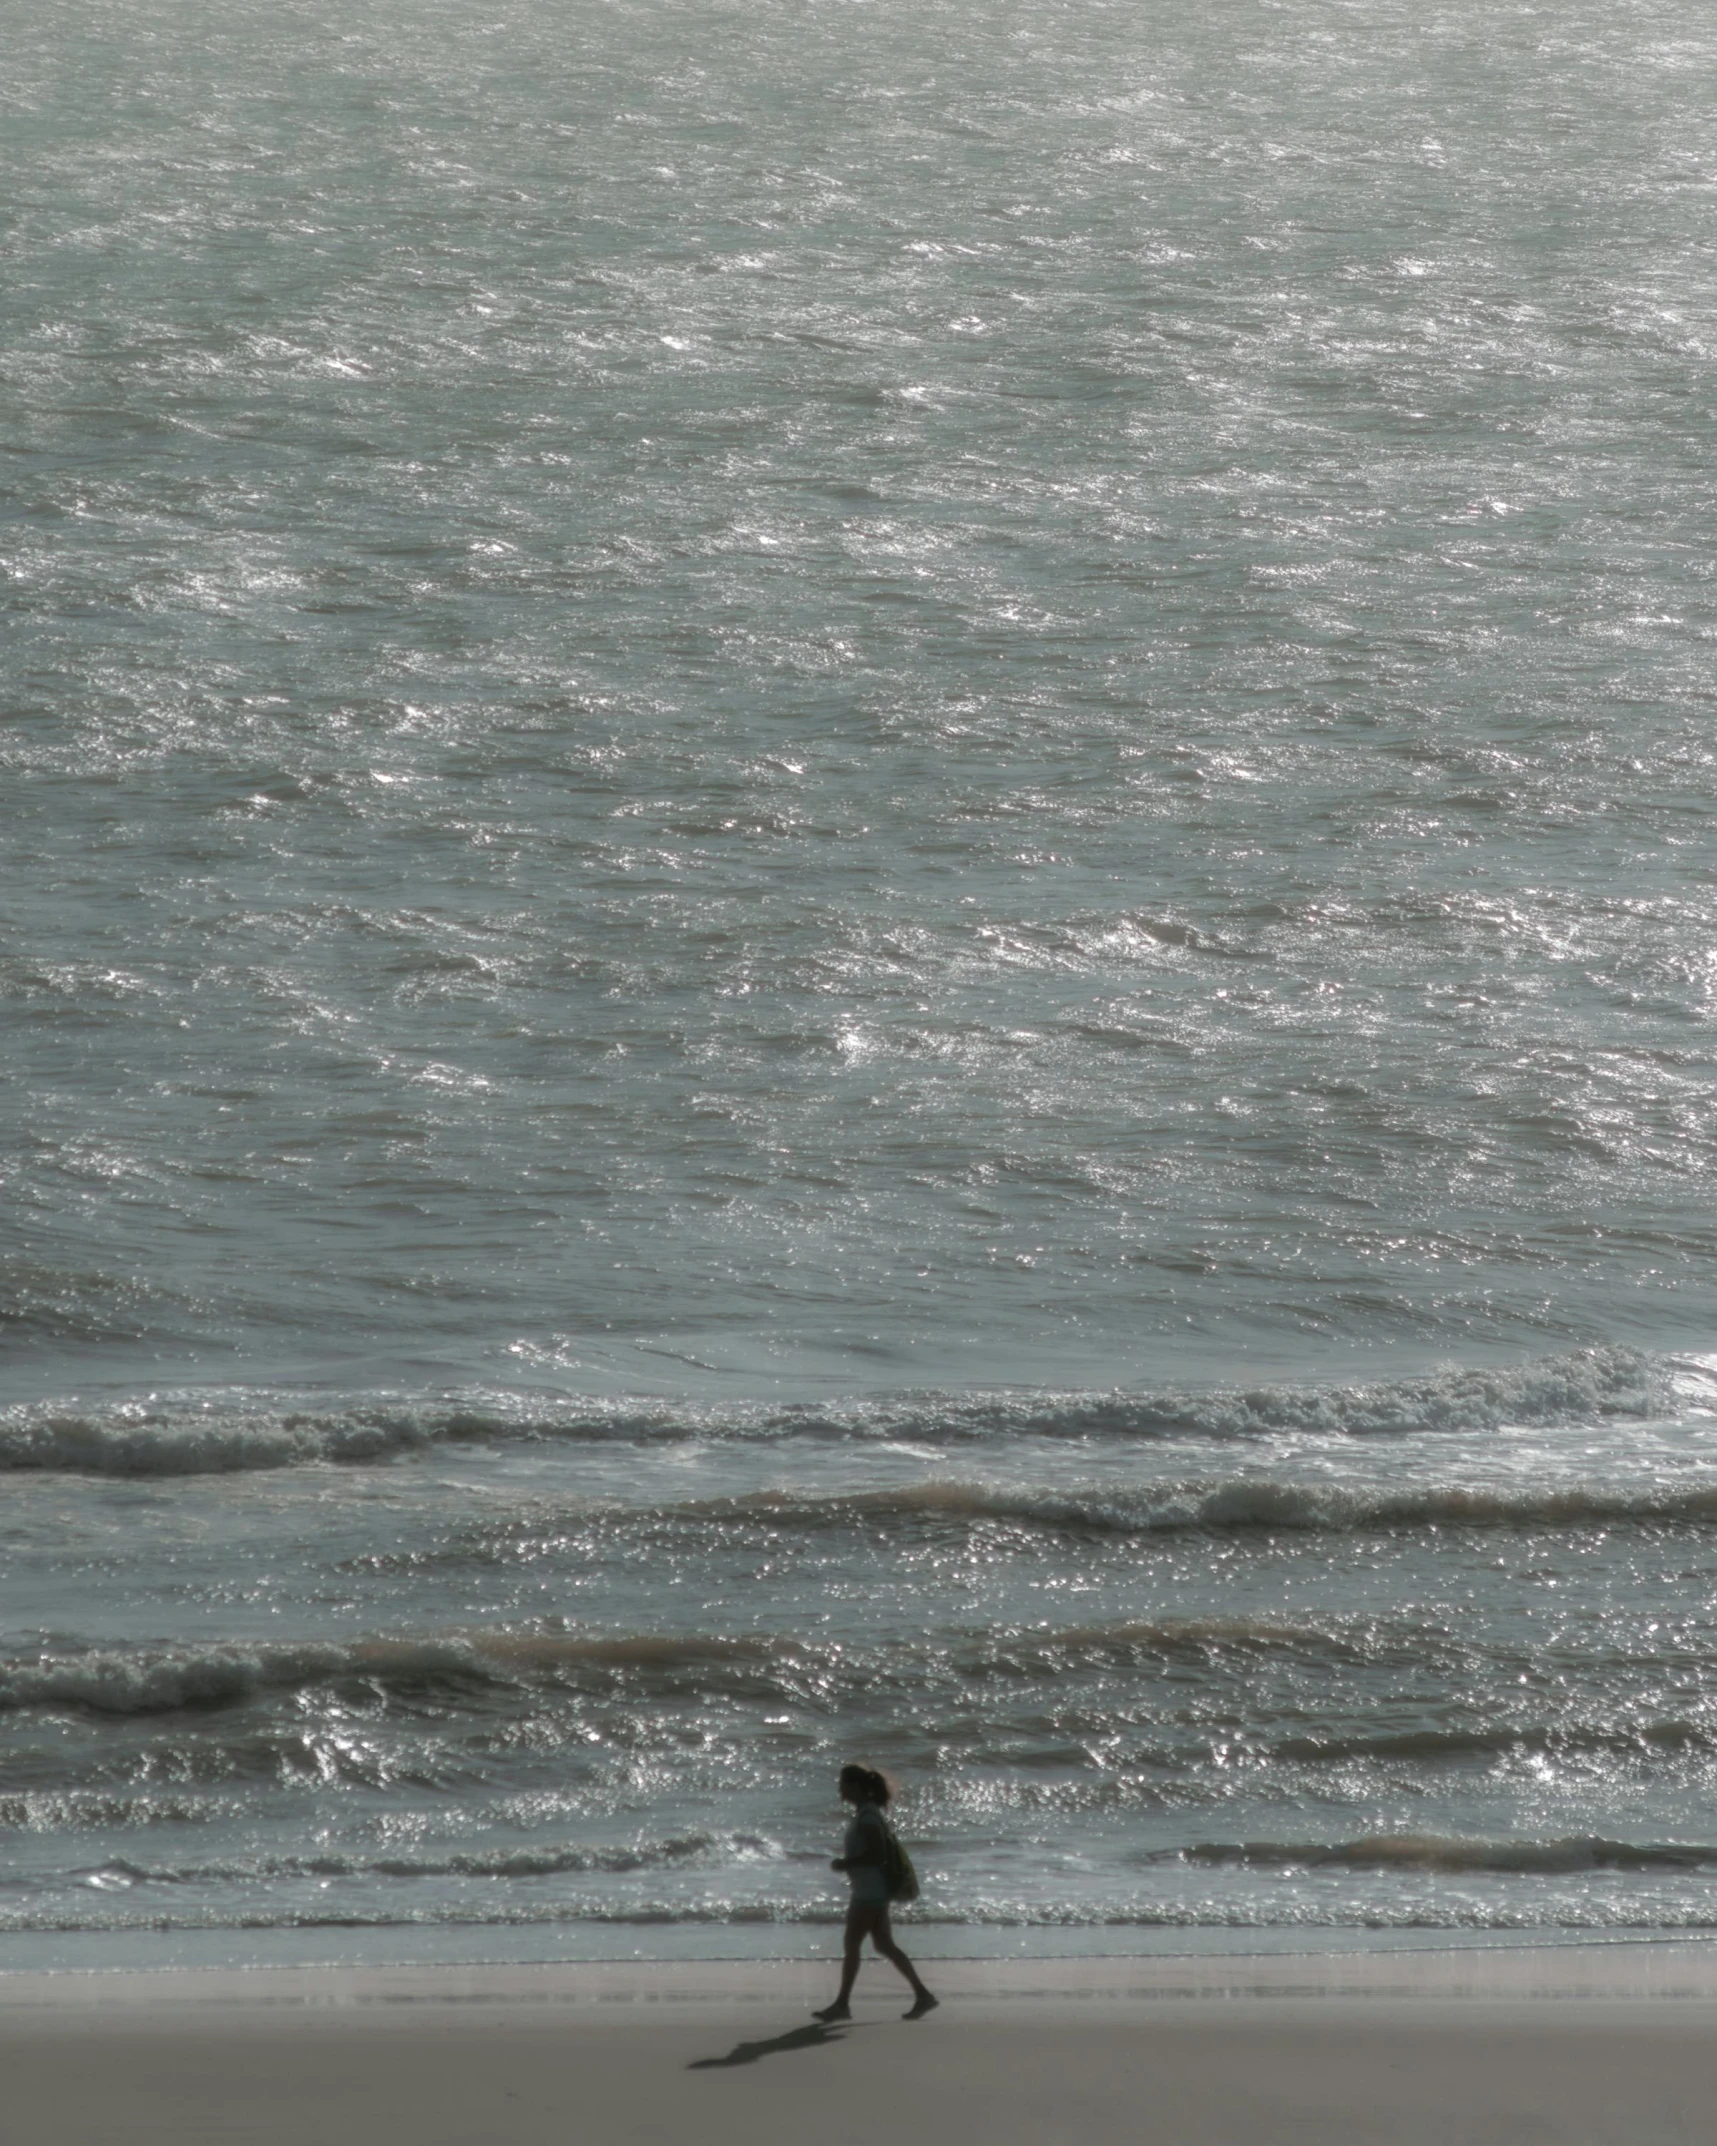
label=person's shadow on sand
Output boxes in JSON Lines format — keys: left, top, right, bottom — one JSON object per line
{"left": 687, "top": 2023, "right": 848, "bottom": 2069}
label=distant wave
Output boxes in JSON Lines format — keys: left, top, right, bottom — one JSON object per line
{"left": 1258, "top": 1719, "right": 1717, "bottom": 1764}
{"left": 5, "top": 1613, "right": 1711, "bottom": 1726}
{"left": 0, "top": 1619, "right": 1389, "bottom": 1717}
{"left": 0, "top": 1346, "right": 1679, "bottom": 1475}
{"left": 607, "top": 1473, "right": 1717, "bottom": 1537}
{"left": 0, "top": 1632, "right": 809, "bottom": 1716}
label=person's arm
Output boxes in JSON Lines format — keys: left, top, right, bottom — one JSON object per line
{"left": 832, "top": 1813, "right": 886, "bottom": 1871}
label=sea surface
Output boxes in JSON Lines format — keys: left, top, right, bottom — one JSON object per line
{"left": 5, "top": 0, "right": 1717, "bottom": 1967}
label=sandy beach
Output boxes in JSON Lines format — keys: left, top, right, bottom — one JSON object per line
{"left": 5, "top": 1944, "right": 1717, "bottom": 2146}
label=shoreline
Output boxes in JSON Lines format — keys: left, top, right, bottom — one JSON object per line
{"left": 9, "top": 1917, "right": 1717, "bottom": 1984}
{"left": 11, "top": 1933, "right": 1717, "bottom": 2010}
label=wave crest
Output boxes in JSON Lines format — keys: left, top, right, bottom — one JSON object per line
{"left": 0, "top": 1346, "right": 1672, "bottom": 1476}
{"left": 587, "top": 1473, "right": 1717, "bottom": 1538}
{"left": 0, "top": 1632, "right": 807, "bottom": 1716}
{"left": 1184, "top": 1834, "right": 1717, "bottom": 1874}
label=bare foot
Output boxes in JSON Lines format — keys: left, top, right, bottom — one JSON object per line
{"left": 903, "top": 1993, "right": 939, "bottom": 2020}
{"left": 812, "top": 2003, "right": 852, "bottom": 2023}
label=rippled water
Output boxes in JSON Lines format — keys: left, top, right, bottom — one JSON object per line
{"left": 5, "top": 0, "right": 1717, "bottom": 1960}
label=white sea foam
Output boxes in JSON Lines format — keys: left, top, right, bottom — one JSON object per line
{"left": 0, "top": 1632, "right": 810, "bottom": 1715}
{"left": 0, "top": 1346, "right": 1672, "bottom": 1475}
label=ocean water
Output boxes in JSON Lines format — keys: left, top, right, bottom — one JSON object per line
{"left": 5, "top": 0, "right": 1717, "bottom": 1965}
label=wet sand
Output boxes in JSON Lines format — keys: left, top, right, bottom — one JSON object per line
{"left": 4, "top": 1946, "right": 1717, "bottom": 2145}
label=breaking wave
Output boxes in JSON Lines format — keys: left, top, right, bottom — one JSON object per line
{"left": 65, "top": 1833, "right": 1717, "bottom": 1893}
{"left": 0, "top": 1346, "right": 1679, "bottom": 1475}
{"left": 1183, "top": 1835, "right": 1717, "bottom": 1874}
{"left": 0, "top": 1632, "right": 811, "bottom": 1716}
{"left": 9, "top": 1612, "right": 1717, "bottom": 1727}
{"left": 48, "top": 1832, "right": 782, "bottom": 1888}
{"left": 615, "top": 1474, "right": 1717, "bottom": 1537}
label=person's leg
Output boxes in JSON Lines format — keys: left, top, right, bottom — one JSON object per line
{"left": 870, "top": 1909, "right": 937, "bottom": 2016}
{"left": 812, "top": 1905, "right": 868, "bottom": 2020}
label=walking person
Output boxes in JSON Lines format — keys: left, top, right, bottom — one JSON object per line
{"left": 813, "top": 1763, "right": 938, "bottom": 2021}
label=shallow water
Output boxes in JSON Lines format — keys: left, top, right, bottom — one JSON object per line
{"left": 4, "top": 0, "right": 1717, "bottom": 1957}
{"left": 10, "top": 1364, "right": 1717, "bottom": 1953}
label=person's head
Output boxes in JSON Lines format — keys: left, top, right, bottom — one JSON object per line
{"left": 838, "top": 1762, "right": 893, "bottom": 1807}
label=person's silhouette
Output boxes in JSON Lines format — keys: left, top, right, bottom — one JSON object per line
{"left": 812, "top": 1763, "right": 938, "bottom": 2023}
